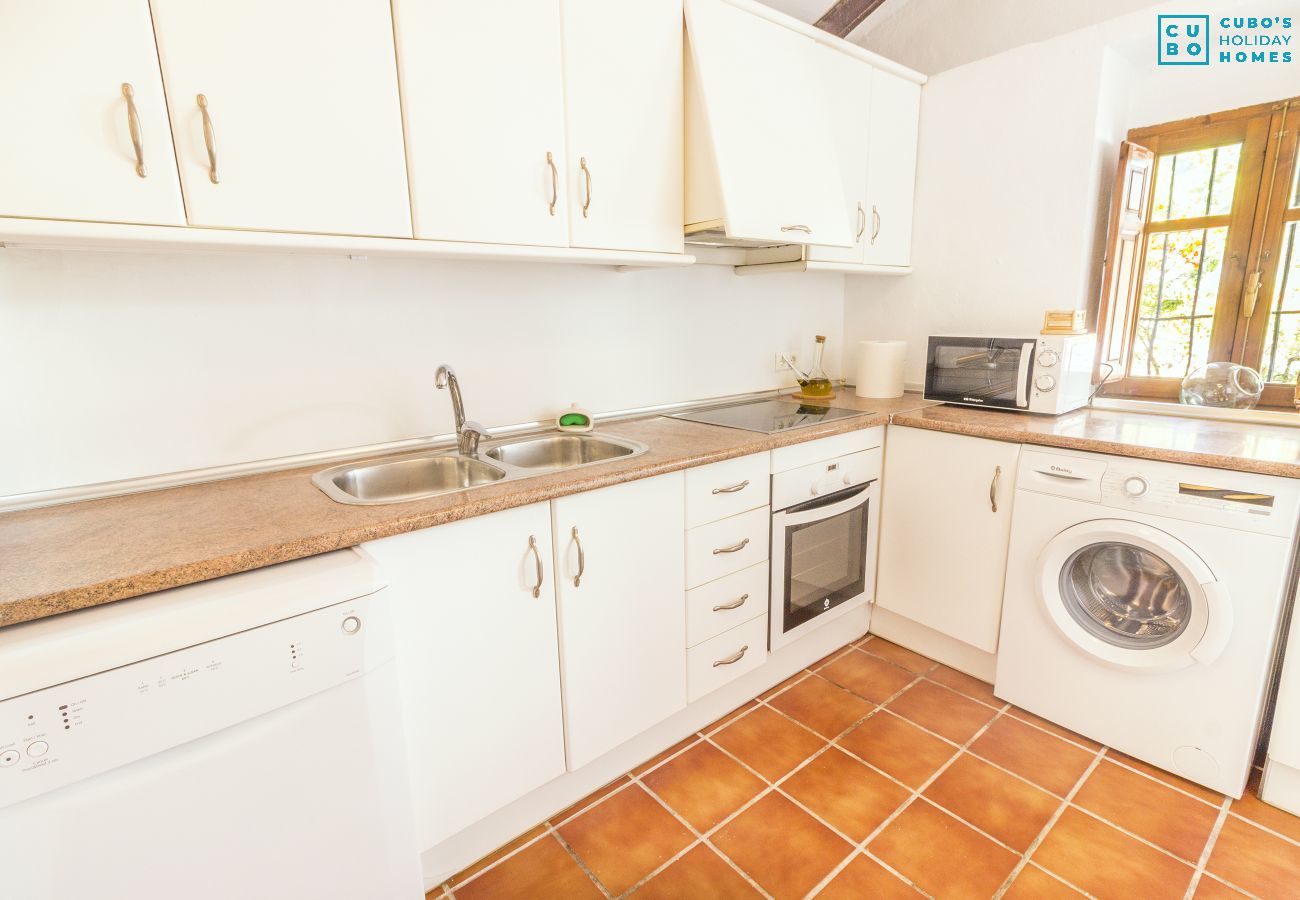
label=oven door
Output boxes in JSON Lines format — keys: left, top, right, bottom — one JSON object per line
{"left": 924, "top": 337, "right": 1035, "bottom": 409}
{"left": 770, "top": 481, "right": 878, "bottom": 651}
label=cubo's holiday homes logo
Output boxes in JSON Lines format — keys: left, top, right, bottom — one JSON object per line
{"left": 1158, "top": 13, "right": 1293, "bottom": 65}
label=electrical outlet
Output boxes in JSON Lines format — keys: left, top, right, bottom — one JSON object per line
{"left": 775, "top": 352, "right": 797, "bottom": 373}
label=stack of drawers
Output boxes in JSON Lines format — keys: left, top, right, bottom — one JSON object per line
{"left": 683, "top": 451, "right": 771, "bottom": 701}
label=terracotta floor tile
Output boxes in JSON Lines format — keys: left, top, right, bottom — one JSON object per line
{"left": 758, "top": 670, "right": 810, "bottom": 701}
{"left": 968, "top": 714, "right": 1096, "bottom": 797}
{"left": 923, "top": 753, "right": 1060, "bottom": 851}
{"left": 700, "top": 701, "right": 759, "bottom": 736}
{"left": 551, "top": 775, "right": 633, "bottom": 826}
{"left": 711, "top": 705, "right": 826, "bottom": 782}
{"left": 632, "top": 735, "right": 701, "bottom": 777}
{"left": 448, "top": 822, "right": 549, "bottom": 887}
{"left": 1006, "top": 706, "right": 1103, "bottom": 752}
{"left": 1073, "top": 760, "right": 1220, "bottom": 862}
{"left": 886, "top": 680, "right": 998, "bottom": 744}
{"left": 558, "top": 783, "right": 695, "bottom": 895}
{"left": 927, "top": 664, "right": 1001, "bottom": 707}
{"left": 860, "top": 637, "right": 937, "bottom": 673}
{"left": 1001, "top": 864, "right": 1085, "bottom": 898}
{"left": 1032, "top": 808, "right": 1193, "bottom": 900}
{"left": 1229, "top": 768, "right": 1300, "bottom": 843}
{"left": 781, "top": 746, "right": 911, "bottom": 841}
{"left": 1193, "top": 875, "right": 1252, "bottom": 899}
{"left": 839, "top": 710, "right": 958, "bottom": 789}
{"left": 818, "top": 648, "right": 917, "bottom": 704}
{"left": 456, "top": 834, "right": 602, "bottom": 900}
{"left": 1207, "top": 814, "right": 1300, "bottom": 898}
{"left": 642, "top": 742, "right": 765, "bottom": 831}
{"left": 809, "top": 647, "right": 854, "bottom": 671}
{"left": 1107, "top": 749, "right": 1226, "bottom": 804}
{"left": 869, "top": 799, "right": 1019, "bottom": 900}
{"left": 632, "top": 844, "right": 761, "bottom": 899}
{"left": 767, "top": 673, "right": 874, "bottom": 739}
{"left": 712, "top": 793, "right": 853, "bottom": 900}
{"left": 815, "top": 854, "right": 922, "bottom": 899}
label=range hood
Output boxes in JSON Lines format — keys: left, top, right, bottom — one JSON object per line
{"left": 683, "top": 0, "right": 853, "bottom": 250}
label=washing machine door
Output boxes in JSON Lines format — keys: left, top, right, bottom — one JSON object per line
{"left": 1037, "top": 519, "right": 1232, "bottom": 670}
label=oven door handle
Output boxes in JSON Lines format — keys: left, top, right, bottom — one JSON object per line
{"left": 779, "top": 481, "right": 875, "bottom": 524}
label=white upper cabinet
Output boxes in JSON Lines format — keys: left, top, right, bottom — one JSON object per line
{"left": 683, "top": 0, "right": 851, "bottom": 248}
{"left": 552, "top": 473, "right": 687, "bottom": 770}
{"left": 807, "top": 45, "right": 873, "bottom": 265}
{"left": 393, "top": 0, "right": 569, "bottom": 247}
{"left": 862, "top": 69, "right": 921, "bottom": 267}
{"left": 561, "top": 0, "right": 684, "bottom": 254}
{"left": 150, "top": 0, "right": 412, "bottom": 237}
{"left": 0, "top": 2, "right": 184, "bottom": 225}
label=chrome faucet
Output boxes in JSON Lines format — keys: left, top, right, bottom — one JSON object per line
{"left": 435, "top": 364, "right": 489, "bottom": 456}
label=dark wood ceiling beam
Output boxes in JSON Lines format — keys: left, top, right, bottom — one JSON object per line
{"left": 813, "top": 0, "right": 888, "bottom": 38}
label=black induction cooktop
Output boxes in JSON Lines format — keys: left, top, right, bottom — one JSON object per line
{"left": 671, "top": 398, "right": 870, "bottom": 434}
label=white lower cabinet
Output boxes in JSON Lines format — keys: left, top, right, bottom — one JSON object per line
{"left": 687, "top": 614, "right": 767, "bottom": 702}
{"left": 686, "top": 507, "right": 770, "bottom": 589}
{"left": 686, "top": 561, "right": 768, "bottom": 647}
{"left": 875, "top": 426, "right": 1021, "bottom": 653}
{"left": 362, "top": 503, "right": 566, "bottom": 851}
{"left": 552, "top": 473, "right": 687, "bottom": 770}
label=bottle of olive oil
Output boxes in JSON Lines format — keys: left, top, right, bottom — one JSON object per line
{"left": 796, "top": 335, "right": 834, "bottom": 397}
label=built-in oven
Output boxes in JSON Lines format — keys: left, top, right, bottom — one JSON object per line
{"left": 770, "top": 447, "right": 881, "bottom": 650}
{"left": 923, "top": 334, "right": 1096, "bottom": 415}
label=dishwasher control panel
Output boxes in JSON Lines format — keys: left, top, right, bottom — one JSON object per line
{"left": 0, "top": 591, "right": 391, "bottom": 810}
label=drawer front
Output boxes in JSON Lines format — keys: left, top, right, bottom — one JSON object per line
{"left": 685, "top": 452, "right": 771, "bottom": 528}
{"left": 687, "top": 562, "right": 768, "bottom": 647}
{"left": 770, "top": 447, "right": 882, "bottom": 511}
{"left": 686, "top": 507, "right": 770, "bottom": 589}
{"left": 687, "top": 615, "right": 768, "bottom": 703}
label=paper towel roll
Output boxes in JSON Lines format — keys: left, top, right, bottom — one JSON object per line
{"left": 855, "top": 340, "right": 907, "bottom": 399}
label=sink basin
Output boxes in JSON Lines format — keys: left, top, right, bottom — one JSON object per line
{"left": 484, "top": 434, "right": 642, "bottom": 469}
{"left": 315, "top": 453, "right": 506, "bottom": 504}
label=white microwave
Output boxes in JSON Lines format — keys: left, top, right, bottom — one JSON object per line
{"left": 923, "top": 334, "right": 1096, "bottom": 415}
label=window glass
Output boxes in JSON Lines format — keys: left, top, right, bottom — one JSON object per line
{"left": 1261, "top": 221, "right": 1300, "bottom": 382}
{"left": 1130, "top": 227, "right": 1227, "bottom": 377}
{"left": 1150, "top": 144, "right": 1242, "bottom": 222}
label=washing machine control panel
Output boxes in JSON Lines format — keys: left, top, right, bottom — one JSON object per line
{"left": 1099, "top": 467, "right": 1284, "bottom": 531}
{"left": 0, "top": 593, "right": 389, "bottom": 811}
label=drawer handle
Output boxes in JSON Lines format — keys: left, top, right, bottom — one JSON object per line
{"left": 121, "top": 83, "right": 146, "bottom": 178}
{"left": 712, "top": 593, "right": 749, "bottom": 612}
{"left": 571, "top": 526, "right": 585, "bottom": 587}
{"left": 713, "top": 645, "right": 749, "bottom": 667}
{"left": 527, "top": 535, "right": 543, "bottom": 599}
{"left": 711, "top": 480, "right": 750, "bottom": 495}
{"left": 712, "top": 538, "right": 750, "bottom": 555}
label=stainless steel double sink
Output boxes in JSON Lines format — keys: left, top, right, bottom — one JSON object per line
{"left": 312, "top": 432, "right": 648, "bottom": 505}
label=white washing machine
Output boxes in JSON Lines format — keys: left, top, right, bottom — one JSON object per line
{"left": 995, "top": 447, "right": 1300, "bottom": 798}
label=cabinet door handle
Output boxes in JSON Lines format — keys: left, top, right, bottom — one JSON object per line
{"left": 196, "top": 94, "right": 219, "bottom": 184}
{"left": 870, "top": 205, "right": 881, "bottom": 244}
{"left": 571, "top": 526, "right": 585, "bottom": 587}
{"left": 712, "top": 593, "right": 749, "bottom": 612}
{"left": 990, "top": 465, "right": 1002, "bottom": 513}
{"left": 855, "top": 201, "right": 866, "bottom": 241}
{"left": 527, "top": 535, "right": 544, "bottom": 599}
{"left": 546, "top": 151, "right": 558, "bottom": 216}
{"left": 580, "top": 156, "right": 592, "bottom": 218}
{"left": 712, "top": 538, "right": 750, "bottom": 555}
{"left": 711, "top": 480, "right": 750, "bottom": 495}
{"left": 713, "top": 645, "right": 749, "bottom": 667}
{"left": 780, "top": 224, "right": 812, "bottom": 234}
{"left": 121, "top": 83, "right": 146, "bottom": 178}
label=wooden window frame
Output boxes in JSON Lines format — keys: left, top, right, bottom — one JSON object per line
{"left": 1099, "top": 96, "right": 1300, "bottom": 409}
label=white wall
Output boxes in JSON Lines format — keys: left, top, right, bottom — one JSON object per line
{"left": 843, "top": 0, "right": 1300, "bottom": 386}
{"left": 0, "top": 251, "right": 843, "bottom": 497}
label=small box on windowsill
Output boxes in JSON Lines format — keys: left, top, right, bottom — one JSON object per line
{"left": 1042, "top": 309, "right": 1088, "bottom": 335}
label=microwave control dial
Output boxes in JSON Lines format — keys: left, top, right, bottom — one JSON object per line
{"left": 1034, "top": 374, "right": 1057, "bottom": 392}
{"left": 1122, "top": 475, "right": 1150, "bottom": 498}
{"left": 1037, "top": 349, "right": 1060, "bottom": 368}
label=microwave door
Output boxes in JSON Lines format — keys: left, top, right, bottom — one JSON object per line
{"left": 926, "top": 338, "right": 1033, "bottom": 408}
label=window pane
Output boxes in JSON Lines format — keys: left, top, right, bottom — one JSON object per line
{"left": 1130, "top": 227, "right": 1226, "bottom": 378}
{"left": 1292, "top": 157, "right": 1300, "bottom": 208}
{"left": 1150, "top": 144, "right": 1242, "bottom": 222}
{"left": 1262, "top": 222, "right": 1300, "bottom": 382}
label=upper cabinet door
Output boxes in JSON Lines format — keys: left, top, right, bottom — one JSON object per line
{"left": 684, "top": 0, "right": 851, "bottom": 248}
{"left": 807, "top": 46, "right": 873, "bottom": 265}
{"left": 393, "top": 0, "right": 569, "bottom": 247}
{"left": 862, "top": 70, "right": 920, "bottom": 266}
{"left": 0, "top": 2, "right": 184, "bottom": 225}
{"left": 562, "top": 0, "right": 683, "bottom": 254}
{"left": 150, "top": 0, "right": 411, "bottom": 237}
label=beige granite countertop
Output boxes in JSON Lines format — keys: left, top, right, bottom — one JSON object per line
{"left": 0, "top": 392, "right": 916, "bottom": 628}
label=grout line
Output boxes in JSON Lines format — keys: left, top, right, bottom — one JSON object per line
{"left": 1183, "top": 799, "right": 1233, "bottom": 900}
{"left": 1223, "top": 807, "right": 1300, "bottom": 849}
{"left": 1100, "top": 751, "right": 1225, "bottom": 810}
{"left": 551, "top": 826, "right": 615, "bottom": 899}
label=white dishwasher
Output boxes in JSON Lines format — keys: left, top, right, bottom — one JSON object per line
{"left": 0, "top": 548, "right": 423, "bottom": 900}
